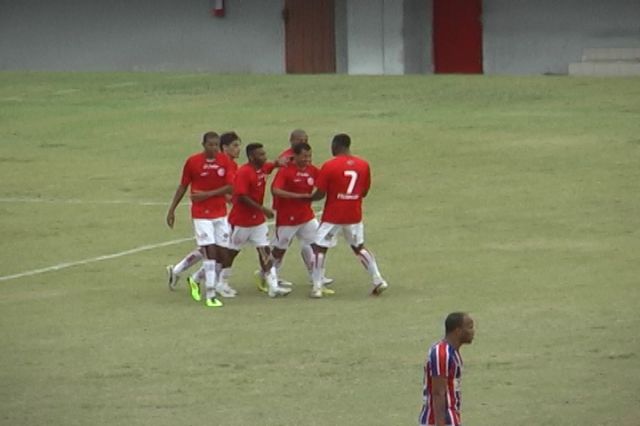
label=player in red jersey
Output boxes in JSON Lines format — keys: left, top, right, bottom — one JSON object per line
{"left": 309, "top": 133, "right": 388, "bottom": 298}
{"left": 419, "top": 313, "right": 475, "bottom": 426}
{"left": 226, "top": 143, "right": 291, "bottom": 298}
{"left": 165, "top": 131, "right": 233, "bottom": 308}
{"left": 270, "top": 142, "right": 333, "bottom": 292}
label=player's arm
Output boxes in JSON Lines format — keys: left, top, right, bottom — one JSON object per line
{"left": 272, "top": 187, "right": 312, "bottom": 199}
{"left": 309, "top": 189, "right": 326, "bottom": 201}
{"left": 238, "top": 195, "right": 274, "bottom": 219}
{"left": 431, "top": 376, "right": 448, "bottom": 426}
{"left": 362, "top": 165, "right": 372, "bottom": 198}
{"left": 166, "top": 184, "right": 188, "bottom": 228}
{"left": 190, "top": 184, "right": 232, "bottom": 202}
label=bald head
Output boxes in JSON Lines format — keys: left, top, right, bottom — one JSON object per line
{"left": 289, "top": 129, "right": 309, "bottom": 147}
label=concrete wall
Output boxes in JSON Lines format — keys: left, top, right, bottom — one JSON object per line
{"left": 345, "top": 0, "right": 405, "bottom": 75}
{"left": 0, "top": 0, "right": 284, "bottom": 72}
{"left": 483, "top": 0, "right": 640, "bottom": 75}
{"left": 403, "top": 0, "right": 432, "bottom": 74}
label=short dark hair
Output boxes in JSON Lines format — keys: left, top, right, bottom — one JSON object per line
{"left": 445, "top": 312, "right": 467, "bottom": 334}
{"left": 332, "top": 133, "right": 351, "bottom": 149}
{"left": 246, "top": 143, "right": 263, "bottom": 158}
{"left": 202, "top": 131, "right": 219, "bottom": 143}
{"left": 293, "top": 142, "right": 312, "bottom": 155}
{"left": 220, "top": 131, "right": 240, "bottom": 148}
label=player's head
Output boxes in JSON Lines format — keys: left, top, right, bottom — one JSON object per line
{"left": 202, "top": 131, "right": 220, "bottom": 157}
{"left": 292, "top": 142, "right": 312, "bottom": 168}
{"left": 445, "top": 312, "right": 475, "bottom": 345}
{"left": 220, "top": 131, "right": 242, "bottom": 159}
{"left": 246, "top": 143, "right": 267, "bottom": 167}
{"left": 289, "top": 129, "right": 309, "bottom": 147}
{"left": 331, "top": 133, "right": 351, "bottom": 156}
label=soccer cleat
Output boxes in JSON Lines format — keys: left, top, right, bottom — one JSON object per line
{"left": 268, "top": 286, "right": 292, "bottom": 298}
{"left": 254, "top": 270, "right": 268, "bottom": 293}
{"left": 322, "top": 277, "right": 334, "bottom": 286}
{"left": 205, "top": 297, "right": 223, "bottom": 308}
{"left": 187, "top": 276, "right": 202, "bottom": 302}
{"left": 166, "top": 265, "right": 179, "bottom": 291}
{"left": 308, "top": 277, "right": 335, "bottom": 286}
{"left": 321, "top": 287, "right": 335, "bottom": 296}
{"left": 278, "top": 279, "right": 293, "bottom": 287}
{"left": 309, "top": 287, "right": 323, "bottom": 298}
{"left": 371, "top": 280, "right": 389, "bottom": 296}
{"left": 216, "top": 282, "right": 238, "bottom": 298}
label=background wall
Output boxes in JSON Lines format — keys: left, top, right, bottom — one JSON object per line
{"left": 345, "top": 0, "right": 405, "bottom": 75}
{"left": 0, "top": 0, "right": 285, "bottom": 72}
{"left": 1, "top": 0, "right": 639, "bottom": 74}
{"left": 483, "top": 0, "right": 640, "bottom": 75}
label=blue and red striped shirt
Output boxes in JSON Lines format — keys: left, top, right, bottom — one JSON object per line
{"left": 419, "top": 340, "right": 464, "bottom": 426}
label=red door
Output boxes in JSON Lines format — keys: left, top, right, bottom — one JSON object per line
{"left": 284, "top": 0, "right": 336, "bottom": 74}
{"left": 433, "top": 0, "right": 483, "bottom": 74}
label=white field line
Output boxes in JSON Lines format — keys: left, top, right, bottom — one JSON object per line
{"left": 0, "top": 197, "right": 168, "bottom": 206}
{"left": 0, "top": 237, "right": 194, "bottom": 282}
{"left": 0, "top": 212, "right": 322, "bottom": 283}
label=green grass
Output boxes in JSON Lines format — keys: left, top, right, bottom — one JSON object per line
{"left": 1, "top": 73, "right": 639, "bottom": 426}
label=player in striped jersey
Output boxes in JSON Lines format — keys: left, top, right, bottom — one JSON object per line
{"left": 419, "top": 312, "right": 475, "bottom": 426}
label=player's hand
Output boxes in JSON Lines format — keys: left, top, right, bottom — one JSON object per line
{"left": 275, "top": 156, "right": 288, "bottom": 167}
{"left": 262, "top": 207, "right": 275, "bottom": 219}
{"left": 166, "top": 211, "right": 175, "bottom": 228}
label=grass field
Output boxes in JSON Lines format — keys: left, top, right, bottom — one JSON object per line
{"left": 1, "top": 73, "right": 639, "bottom": 426}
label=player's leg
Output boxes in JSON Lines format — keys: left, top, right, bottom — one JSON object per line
{"left": 309, "top": 222, "right": 339, "bottom": 298}
{"left": 166, "top": 248, "right": 203, "bottom": 290}
{"left": 250, "top": 224, "right": 291, "bottom": 298}
{"left": 345, "top": 223, "right": 388, "bottom": 295}
{"left": 192, "top": 219, "right": 223, "bottom": 307}
{"left": 272, "top": 225, "right": 298, "bottom": 287}
{"left": 298, "top": 219, "right": 334, "bottom": 286}
{"left": 212, "top": 218, "right": 237, "bottom": 298}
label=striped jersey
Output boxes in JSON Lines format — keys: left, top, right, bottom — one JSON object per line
{"left": 419, "top": 340, "right": 464, "bottom": 426}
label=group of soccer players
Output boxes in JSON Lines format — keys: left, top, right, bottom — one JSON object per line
{"left": 165, "top": 129, "right": 388, "bottom": 308}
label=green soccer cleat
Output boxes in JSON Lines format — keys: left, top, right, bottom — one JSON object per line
{"left": 205, "top": 297, "right": 223, "bottom": 308}
{"left": 187, "top": 277, "right": 202, "bottom": 302}
{"left": 254, "top": 270, "right": 268, "bottom": 293}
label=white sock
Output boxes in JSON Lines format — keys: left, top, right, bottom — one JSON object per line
{"left": 300, "top": 244, "right": 314, "bottom": 275}
{"left": 356, "top": 248, "right": 382, "bottom": 283}
{"left": 311, "top": 252, "right": 325, "bottom": 289}
{"left": 174, "top": 249, "right": 203, "bottom": 275}
{"left": 264, "top": 266, "right": 278, "bottom": 290}
{"left": 272, "top": 256, "right": 283, "bottom": 276}
{"left": 191, "top": 266, "right": 205, "bottom": 283}
{"left": 219, "top": 267, "right": 232, "bottom": 286}
{"left": 203, "top": 260, "right": 217, "bottom": 299}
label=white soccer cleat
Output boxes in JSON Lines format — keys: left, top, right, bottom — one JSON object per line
{"left": 216, "top": 282, "right": 238, "bottom": 298}
{"left": 309, "top": 285, "right": 324, "bottom": 298}
{"left": 371, "top": 280, "right": 388, "bottom": 296}
{"left": 166, "top": 265, "right": 180, "bottom": 291}
{"left": 278, "top": 279, "right": 293, "bottom": 287}
{"left": 307, "top": 277, "right": 335, "bottom": 286}
{"left": 268, "top": 285, "right": 292, "bottom": 298}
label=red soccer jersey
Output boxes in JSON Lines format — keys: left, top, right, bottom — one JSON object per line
{"left": 316, "top": 155, "right": 371, "bottom": 224}
{"left": 419, "top": 340, "right": 463, "bottom": 426}
{"left": 271, "top": 163, "right": 318, "bottom": 226}
{"left": 228, "top": 163, "right": 269, "bottom": 227}
{"left": 272, "top": 147, "right": 296, "bottom": 210}
{"left": 180, "top": 152, "right": 233, "bottom": 219}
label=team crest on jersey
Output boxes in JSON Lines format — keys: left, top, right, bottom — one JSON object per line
{"left": 347, "top": 159, "right": 355, "bottom": 166}
{"left": 307, "top": 177, "right": 314, "bottom": 186}
{"left": 217, "top": 168, "right": 226, "bottom": 177}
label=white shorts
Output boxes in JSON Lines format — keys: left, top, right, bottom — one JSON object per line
{"left": 313, "top": 222, "right": 365, "bottom": 248}
{"left": 272, "top": 218, "right": 319, "bottom": 250}
{"left": 228, "top": 223, "right": 270, "bottom": 251}
{"left": 193, "top": 217, "right": 231, "bottom": 247}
